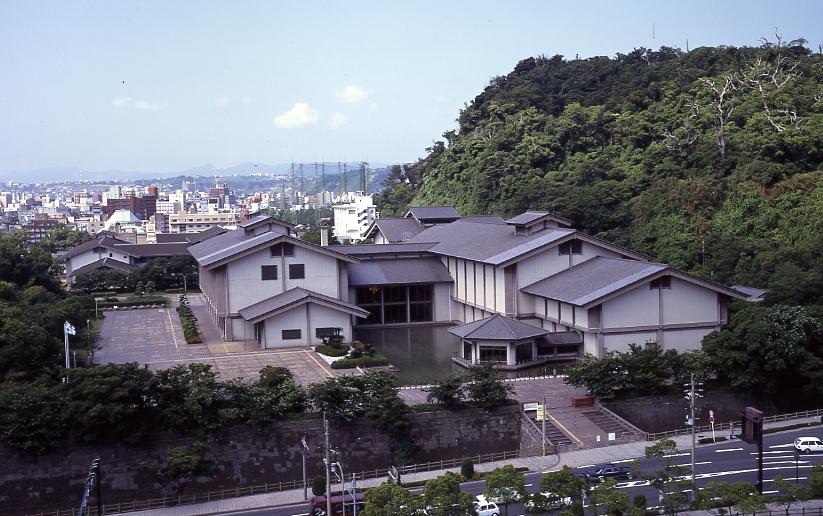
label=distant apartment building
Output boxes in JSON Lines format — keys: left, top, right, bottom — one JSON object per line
{"left": 156, "top": 200, "right": 181, "bottom": 214}
{"left": 332, "top": 193, "right": 377, "bottom": 243}
{"left": 103, "top": 195, "right": 157, "bottom": 220}
{"left": 22, "top": 213, "right": 67, "bottom": 243}
{"left": 168, "top": 211, "right": 242, "bottom": 233}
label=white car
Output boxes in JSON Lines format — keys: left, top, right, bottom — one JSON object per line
{"left": 794, "top": 437, "right": 823, "bottom": 454}
{"left": 473, "top": 497, "right": 500, "bottom": 516}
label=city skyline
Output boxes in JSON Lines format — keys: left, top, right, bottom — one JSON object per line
{"left": 1, "top": 0, "right": 821, "bottom": 177}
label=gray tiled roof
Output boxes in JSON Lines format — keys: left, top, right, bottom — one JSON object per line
{"left": 449, "top": 315, "right": 548, "bottom": 341}
{"left": 189, "top": 227, "right": 357, "bottom": 268}
{"left": 370, "top": 218, "right": 424, "bottom": 242}
{"left": 330, "top": 242, "right": 437, "bottom": 256}
{"left": 348, "top": 258, "right": 453, "bottom": 286}
{"left": 405, "top": 206, "right": 460, "bottom": 221}
{"left": 69, "top": 257, "right": 139, "bottom": 278}
{"left": 115, "top": 242, "right": 191, "bottom": 257}
{"left": 63, "top": 234, "right": 133, "bottom": 259}
{"left": 405, "top": 219, "right": 575, "bottom": 265}
{"left": 521, "top": 257, "right": 667, "bottom": 306}
{"left": 505, "top": 211, "right": 573, "bottom": 227}
{"left": 731, "top": 285, "right": 768, "bottom": 299}
{"left": 156, "top": 226, "right": 228, "bottom": 244}
{"left": 238, "top": 215, "right": 295, "bottom": 230}
{"left": 238, "top": 287, "right": 369, "bottom": 322}
{"left": 545, "top": 331, "right": 583, "bottom": 345}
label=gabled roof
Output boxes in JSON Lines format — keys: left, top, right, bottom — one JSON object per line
{"left": 63, "top": 234, "right": 133, "bottom": 259}
{"left": 238, "top": 214, "right": 295, "bottom": 231}
{"left": 522, "top": 256, "right": 746, "bottom": 307}
{"left": 330, "top": 242, "right": 437, "bottom": 257}
{"left": 69, "top": 257, "right": 140, "bottom": 278}
{"left": 189, "top": 228, "right": 358, "bottom": 269}
{"left": 505, "top": 211, "right": 573, "bottom": 227}
{"left": 115, "top": 242, "right": 191, "bottom": 257}
{"left": 405, "top": 218, "right": 576, "bottom": 265}
{"left": 522, "top": 257, "right": 668, "bottom": 306}
{"left": 238, "top": 287, "right": 369, "bottom": 323}
{"left": 348, "top": 258, "right": 453, "bottom": 286}
{"left": 363, "top": 217, "right": 424, "bottom": 242}
{"left": 404, "top": 206, "right": 460, "bottom": 223}
{"left": 155, "top": 226, "right": 227, "bottom": 244}
{"left": 732, "top": 285, "right": 768, "bottom": 299}
{"left": 449, "top": 315, "right": 548, "bottom": 341}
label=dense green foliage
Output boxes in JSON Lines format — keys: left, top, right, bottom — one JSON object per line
{"left": 376, "top": 44, "right": 823, "bottom": 302}
{"left": 0, "top": 362, "right": 306, "bottom": 453}
{"left": 72, "top": 255, "right": 199, "bottom": 293}
{"left": 424, "top": 364, "right": 514, "bottom": 410}
{"left": 176, "top": 293, "right": 202, "bottom": 343}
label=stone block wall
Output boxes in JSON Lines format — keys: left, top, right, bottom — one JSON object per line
{"left": 0, "top": 405, "right": 520, "bottom": 514}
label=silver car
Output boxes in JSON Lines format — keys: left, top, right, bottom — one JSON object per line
{"left": 794, "top": 437, "right": 823, "bottom": 453}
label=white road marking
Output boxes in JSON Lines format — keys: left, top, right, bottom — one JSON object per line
{"left": 765, "top": 477, "right": 807, "bottom": 482}
{"left": 612, "top": 458, "right": 637, "bottom": 463}
{"left": 764, "top": 456, "right": 805, "bottom": 460}
{"left": 674, "top": 461, "right": 711, "bottom": 467}
{"left": 763, "top": 490, "right": 779, "bottom": 495}
{"left": 716, "top": 448, "right": 743, "bottom": 453}
{"left": 576, "top": 464, "right": 597, "bottom": 469}
{"left": 663, "top": 453, "right": 690, "bottom": 458}
{"left": 760, "top": 450, "right": 796, "bottom": 455}
{"left": 761, "top": 460, "right": 809, "bottom": 465}
{"left": 769, "top": 443, "right": 795, "bottom": 449}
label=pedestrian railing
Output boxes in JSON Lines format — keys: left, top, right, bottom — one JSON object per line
{"left": 646, "top": 407, "right": 823, "bottom": 441}
{"left": 28, "top": 450, "right": 523, "bottom": 516}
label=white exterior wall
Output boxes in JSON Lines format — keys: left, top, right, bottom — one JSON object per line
{"left": 484, "top": 265, "right": 496, "bottom": 312}
{"left": 559, "top": 302, "right": 575, "bottom": 326}
{"left": 583, "top": 332, "right": 598, "bottom": 355}
{"left": 69, "top": 248, "right": 131, "bottom": 272}
{"left": 601, "top": 285, "right": 660, "bottom": 328}
{"left": 374, "top": 232, "right": 387, "bottom": 244}
{"left": 262, "top": 306, "right": 309, "bottom": 348}
{"left": 662, "top": 327, "right": 716, "bottom": 352}
{"left": 660, "top": 278, "right": 719, "bottom": 324}
{"left": 573, "top": 306, "right": 588, "bottom": 330}
{"left": 495, "top": 266, "right": 506, "bottom": 314}
{"left": 603, "top": 332, "right": 657, "bottom": 353}
{"left": 226, "top": 246, "right": 340, "bottom": 313}
{"left": 434, "top": 283, "right": 452, "bottom": 322}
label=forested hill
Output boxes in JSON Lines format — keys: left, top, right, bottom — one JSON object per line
{"left": 375, "top": 44, "right": 823, "bottom": 302}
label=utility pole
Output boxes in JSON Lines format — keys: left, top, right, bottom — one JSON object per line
{"left": 324, "top": 413, "right": 332, "bottom": 516}
{"left": 686, "top": 372, "right": 702, "bottom": 487}
{"left": 300, "top": 435, "right": 309, "bottom": 500}
{"left": 321, "top": 162, "right": 326, "bottom": 197}
{"left": 542, "top": 397, "right": 547, "bottom": 456}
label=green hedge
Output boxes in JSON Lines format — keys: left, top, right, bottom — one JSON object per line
{"left": 315, "top": 344, "right": 349, "bottom": 357}
{"left": 98, "top": 298, "right": 168, "bottom": 308}
{"left": 330, "top": 354, "right": 390, "bottom": 369}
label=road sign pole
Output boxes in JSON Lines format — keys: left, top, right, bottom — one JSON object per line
{"left": 542, "top": 397, "right": 547, "bottom": 456}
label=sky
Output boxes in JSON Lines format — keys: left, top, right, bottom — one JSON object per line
{"left": 1, "top": 0, "right": 821, "bottom": 176}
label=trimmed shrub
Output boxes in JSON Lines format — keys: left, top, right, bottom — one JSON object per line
{"left": 315, "top": 344, "right": 349, "bottom": 357}
{"left": 461, "top": 458, "right": 475, "bottom": 480}
{"left": 312, "top": 475, "right": 326, "bottom": 497}
{"left": 330, "top": 355, "right": 390, "bottom": 369}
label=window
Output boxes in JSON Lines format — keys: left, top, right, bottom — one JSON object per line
{"left": 315, "top": 327, "right": 341, "bottom": 338}
{"left": 479, "top": 346, "right": 507, "bottom": 363}
{"left": 649, "top": 276, "right": 671, "bottom": 289}
{"left": 289, "top": 264, "right": 305, "bottom": 279}
{"left": 271, "top": 242, "right": 295, "bottom": 257}
{"left": 558, "top": 240, "right": 582, "bottom": 255}
{"left": 282, "top": 329, "right": 301, "bottom": 340}
{"left": 261, "top": 265, "right": 278, "bottom": 280}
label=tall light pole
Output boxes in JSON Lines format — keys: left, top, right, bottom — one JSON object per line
{"left": 324, "top": 414, "right": 332, "bottom": 516}
{"left": 300, "top": 435, "right": 309, "bottom": 500}
{"left": 63, "top": 321, "right": 76, "bottom": 369}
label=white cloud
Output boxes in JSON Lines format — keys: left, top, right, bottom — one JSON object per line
{"left": 240, "top": 96, "right": 253, "bottom": 105}
{"left": 334, "top": 85, "right": 372, "bottom": 104}
{"left": 431, "top": 94, "right": 448, "bottom": 103}
{"left": 111, "top": 97, "right": 162, "bottom": 111}
{"left": 368, "top": 102, "right": 378, "bottom": 112}
{"left": 215, "top": 96, "right": 231, "bottom": 108}
{"left": 328, "top": 113, "right": 349, "bottom": 129}
{"left": 273, "top": 102, "right": 319, "bottom": 128}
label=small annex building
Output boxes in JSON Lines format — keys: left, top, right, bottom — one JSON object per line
{"left": 188, "top": 215, "right": 367, "bottom": 347}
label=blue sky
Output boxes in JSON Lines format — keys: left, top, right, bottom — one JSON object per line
{"left": 1, "top": 1, "right": 821, "bottom": 175}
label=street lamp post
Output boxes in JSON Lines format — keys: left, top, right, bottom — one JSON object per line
{"left": 300, "top": 435, "right": 309, "bottom": 500}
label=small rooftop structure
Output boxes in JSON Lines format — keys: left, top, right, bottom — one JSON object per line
{"left": 505, "top": 211, "right": 573, "bottom": 235}
{"left": 348, "top": 258, "right": 453, "bottom": 286}
{"left": 449, "top": 314, "right": 549, "bottom": 341}
{"left": 732, "top": 285, "right": 768, "bottom": 302}
{"left": 403, "top": 206, "right": 460, "bottom": 224}
{"left": 449, "top": 315, "right": 550, "bottom": 370}
{"left": 363, "top": 217, "right": 424, "bottom": 243}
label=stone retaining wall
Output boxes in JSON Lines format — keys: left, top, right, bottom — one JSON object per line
{"left": 0, "top": 405, "right": 520, "bottom": 514}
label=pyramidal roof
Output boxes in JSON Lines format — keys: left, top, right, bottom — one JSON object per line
{"left": 448, "top": 314, "right": 549, "bottom": 341}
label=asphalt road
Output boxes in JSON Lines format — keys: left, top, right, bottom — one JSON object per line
{"left": 226, "top": 427, "right": 823, "bottom": 516}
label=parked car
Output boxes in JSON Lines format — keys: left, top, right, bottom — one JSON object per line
{"left": 580, "top": 463, "right": 634, "bottom": 483}
{"left": 473, "top": 496, "right": 501, "bottom": 516}
{"left": 794, "top": 437, "right": 823, "bottom": 454}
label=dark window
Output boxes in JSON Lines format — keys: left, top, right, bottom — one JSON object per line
{"left": 410, "top": 302, "right": 433, "bottom": 322}
{"left": 383, "top": 286, "right": 406, "bottom": 303}
{"left": 559, "top": 240, "right": 582, "bottom": 255}
{"left": 515, "top": 342, "right": 533, "bottom": 363}
{"left": 649, "top": 276, "right": 671, "bottom": 289}
{"left": 463, "top": 341, "right": 472, "bottom": 361}
{"left": 289, "top": 264, "right": 305, "bottom": 279}
{"left": 356, "top": 287, "right": 381, "bottom": 305}
{"left": 271, "top": 242, "right": 296, "bottom": 257}
{"left": 383, "top": 303, "right": 407, "bottom": 324}
{"left": 282, "top": 329, "right": 301, "bottom": 340}
{"left": 261, "top": 265, "right": 278, "bottom": 280}
{"left": 409, "top": 285, "right": 432, "bottom": 302}
{"left": 315, "top": 327, "right": 340, "bottom": 338}
{"left": 478, "top": 346, "right": 507, "bottom": 363}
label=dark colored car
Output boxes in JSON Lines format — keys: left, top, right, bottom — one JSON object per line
{"left": 581, "top": 463, "right": 634, "bottom": 483}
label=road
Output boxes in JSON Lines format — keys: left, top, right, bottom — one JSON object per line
{"left": 225, "top": 427, "right": 823, "bottom": 516}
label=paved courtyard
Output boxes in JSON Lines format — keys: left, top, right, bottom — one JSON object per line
{"left": 95, "top": 302, "right": 337, "bottom": 386}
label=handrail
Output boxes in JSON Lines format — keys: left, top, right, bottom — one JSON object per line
{"left": 646, "top": 407, "right": 823, "bottom": 441}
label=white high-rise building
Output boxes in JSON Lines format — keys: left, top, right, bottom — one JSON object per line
{"left": 332, "top": 193, "right": 377, "bottom": 243}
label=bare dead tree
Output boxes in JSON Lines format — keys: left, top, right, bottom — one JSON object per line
{"left": 740, "top": 55, "right": 802, "bottom": 132}
{"left": 698, "top": 75, "right": 738, "bottom": 157}
{"left": 663, "top": 98, "right": 701, "bottom": 156}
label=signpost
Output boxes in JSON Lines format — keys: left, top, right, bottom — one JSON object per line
{"left": 77, "top": 457, "right": 101, "bottom": 516}
{"left": 709, "top": 409, "right": 715, "bottom": 442}
{"left": 740, "top": 407, "right": 764, "bottom": 494}
{"left": 63, "top": 321, "right": 76, "bottom": 369}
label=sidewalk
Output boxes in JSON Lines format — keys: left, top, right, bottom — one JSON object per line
{"left": 113, "top": 416, "right": 821, "bottom": 516}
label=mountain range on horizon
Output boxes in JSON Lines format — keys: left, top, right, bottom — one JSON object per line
{"left": 0, "top": 161, "right": 392, "bottom": 185}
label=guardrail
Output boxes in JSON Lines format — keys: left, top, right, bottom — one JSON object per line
{"left": 29, "top": 450, "right": 523, "bottom": 516}
{"left": 646, "top": 407, "right": 823, "bottom": 441}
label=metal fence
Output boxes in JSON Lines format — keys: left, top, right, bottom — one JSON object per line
{"left": 29, "top": 450, "right": 523, "bottom": 516}
{"left": 646, "top": 407, "right": 823, "bottom": 441}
